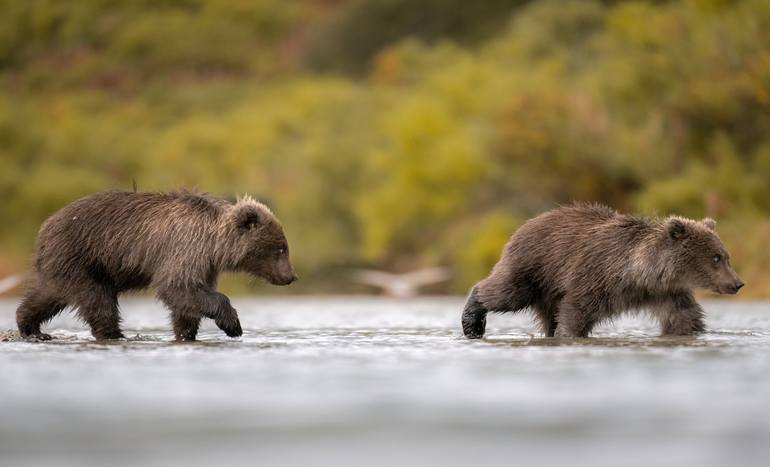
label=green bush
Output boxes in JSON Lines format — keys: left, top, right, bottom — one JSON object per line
{"left": 2, "top": 0, "right": 770, "bottom": 295}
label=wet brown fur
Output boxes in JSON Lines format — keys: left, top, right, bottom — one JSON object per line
{"left": 462, "top": 203, "right": 743, "bottom": 339}
{"left": 17, "top": 190, "right": 297, "bottom": 341}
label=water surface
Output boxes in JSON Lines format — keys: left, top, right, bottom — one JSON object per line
{"left": 1, "top": 297, "right": 769, "bottom": 467}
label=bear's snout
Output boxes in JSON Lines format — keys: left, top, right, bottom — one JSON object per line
{"left": 269, "top": 273, "right": 298, "bottom": 286}
{"left": 717, "top": 279, "right": 744, "bottom": 295}
{"left": 711, "top": 262, "right": 743, "bottom": 295}
{"left": 284, "top": 274, "right": 299, "bottom": 285}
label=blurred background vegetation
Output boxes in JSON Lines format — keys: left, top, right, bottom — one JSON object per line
{"left": 1, "top": 0, "right": 769, "bottom": 296}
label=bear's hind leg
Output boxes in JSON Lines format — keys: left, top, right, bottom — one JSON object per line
{"left": 463, "top": 274, "right": 537, "bottom": 339}
{"left": 462, "top": 286, "right": 488, "bottom": 339}
{"left": 554, "top": 297, "right": 596, "bottom": 338}
{"left": 17, "top": 286, "right": 66, "bottom": 340}
{"left": 74, "top": 285, "right": 124, "bottom": 340}
{"left": 533, "top": 303, "right": 559, "bottom": 337}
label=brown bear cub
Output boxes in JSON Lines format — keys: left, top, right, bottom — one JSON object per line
{"left": 463, "top": 203, "right": 743, "bottom": 339}
{"left": 17, "top": 190, "right": 297, "bottom": 341}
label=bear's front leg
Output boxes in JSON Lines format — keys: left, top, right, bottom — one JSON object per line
{"left": 654, "top": 292, "right": 705, "bottom": 336}
{"left": 202, "top": 291, "right": 243, "bottom": 338}
{"left": 158, "top": 287, "right": 242, "bottom": 340}
{"left": 171, "top": 311, "right": 201, "bottom": 341}
{"left": 158, "top": 288, "right": 203, "bottom": 341}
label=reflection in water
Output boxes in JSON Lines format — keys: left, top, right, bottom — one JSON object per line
{"left": 1, "top": 297, "right": 769, "bottom": 467}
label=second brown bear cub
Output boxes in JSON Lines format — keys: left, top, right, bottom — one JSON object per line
{"left": 463, "top": 203, "right": 743, "bottom": 339}
{"left": 17, "top": 190, "right": 297, "bottom": 341}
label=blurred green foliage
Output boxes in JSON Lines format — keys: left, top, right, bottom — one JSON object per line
{"left": 1, "top": 0, "right": 769, "bottom": 295}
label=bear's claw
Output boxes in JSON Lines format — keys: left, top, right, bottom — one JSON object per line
{"left": 216, "top": 318, "right": 243, "bottom": 338}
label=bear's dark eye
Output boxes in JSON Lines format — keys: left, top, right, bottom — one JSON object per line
{"left": 277, "top": 248, "right": 286, "bottom": 255}
{"left": 712, "top": 254, "right": 721, "bottom": 264}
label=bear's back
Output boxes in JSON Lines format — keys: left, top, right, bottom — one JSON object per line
{"left": 34, "top": 190, "right": 228, "bottom": 281}
{"left": 511, "top": 203, "right": 619, "bottom": 250}
{"left": 501, "top": 203, "right": 654, "bottom": 282}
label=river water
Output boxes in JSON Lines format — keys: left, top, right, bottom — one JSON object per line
{"left": 1, "top": 297, "right": 769, "bottom": 467}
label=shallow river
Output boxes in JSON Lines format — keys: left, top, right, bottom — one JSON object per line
{"left": 1, "top": 297, "right": 769, "bottom": 467}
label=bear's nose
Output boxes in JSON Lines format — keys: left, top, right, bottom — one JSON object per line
{"left": 735, "top": 280, "right": 744, "bottom": 291}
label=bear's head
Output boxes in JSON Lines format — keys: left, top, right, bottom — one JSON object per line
{"left": 228, "top": 197, "right": 297, "bottom": 286}
{"left": 665, "top": 217, "right": 743, "bottom": 294}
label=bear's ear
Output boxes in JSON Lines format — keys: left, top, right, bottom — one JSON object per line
{"left": 702, "top": 218, "right": 716, "bottom": 231}
{"left": 666, "top": 218, "right": 688, "bottom": 241}
{"left": 233, "top": 205, "right": 262, "bottom": 231}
